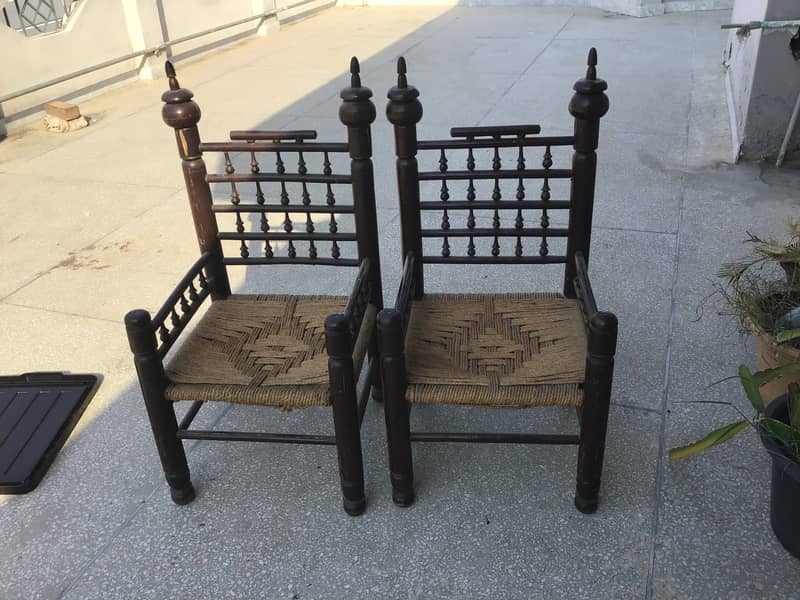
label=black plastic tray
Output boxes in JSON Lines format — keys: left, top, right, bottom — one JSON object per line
{"left": 0, "top": 372, "right": 100, "bottom": 494}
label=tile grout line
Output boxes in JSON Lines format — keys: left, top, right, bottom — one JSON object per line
{"left": 0, "top": 302, "right": 122, "bottom": 326}
{"left": 594, "top": 224, "right": 675, "bottom": 236}
{"left": 476, "top": 11, "right": 575, "bottom": 127}
{"left": 0, "top": 200, "right": 179, "bottom": 303}
{"left": 55, "top": 402, "right": 235, "bottom": 599}
{"left": 611, "top": 401, "right": 662, "bottom": 416}
{"left": 643, "top": 14, "right": 697, "bottom": 600}
{"left": 283, "top": 11, "right": 463, "bottom": 127}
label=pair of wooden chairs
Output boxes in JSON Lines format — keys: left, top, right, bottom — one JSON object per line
{"left": 125, "top": 51, "right": 617, "bottom": 517}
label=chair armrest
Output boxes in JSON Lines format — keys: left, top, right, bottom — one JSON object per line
{"left": 149, "top": 252, "right": 214, "bottom": 358}
{"left": 573, "top": 252, "right": 618, "bottom": 356}
{"left": 393, "top": 253, "right": 417, "bottom": 342}
{"left": 330, "top": 257, "right": 378, "bottom": 377}
{"left": 573, "top": 252, "right": 598, "bottom": 326}
{"left": 344, "top": 257, "right": 375, "bottom": 339}
{"left": 376, "top": 253, "right": 417, "bottom": 373}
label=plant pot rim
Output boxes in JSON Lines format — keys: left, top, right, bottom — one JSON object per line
{"left": 751, "top": 320, "right": 800, "bottom": 355}
{"left": 760, "top": 394, "right": 800, "bottom": 479}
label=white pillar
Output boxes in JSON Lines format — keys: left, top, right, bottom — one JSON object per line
{"left": 122, "top": 0, "right": 167, "bottom": 80}
{"left": 253, "top": 0, "right": 280, "bottom": 37}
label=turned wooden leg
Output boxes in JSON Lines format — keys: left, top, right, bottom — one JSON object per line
{"left": 126, "top": 309, "right": 195, "bottom": 505}
{"left": 575, "top": 311, "right": 617, "bottom": 514}
{"left": 378, "top": 309, "right": 414, "bottom": 507}
{"left": 327, "top": 314, "right": 366, "bottom": 516}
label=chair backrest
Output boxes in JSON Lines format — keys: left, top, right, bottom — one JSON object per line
{"left": 385, "top": 50, "right": 609, "bottom": 299}
{"left": 160, "top": 58, "right": 381, "bottom": 302}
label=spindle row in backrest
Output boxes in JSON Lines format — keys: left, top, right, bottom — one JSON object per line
{"left": 200, "top": 132, "right": 355, "bottom": 266}
{"left": 414, "top": 124, "right": 574, "bottom": 264}
{"left": 386, "top": 50, "right": 609, "bottom": 299}
{"left": 160, "top": 58, "right": 382, "bottom": 305}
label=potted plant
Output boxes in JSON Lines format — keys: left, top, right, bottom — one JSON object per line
{"left": 716, "top": 220, "right": 800, "bottom": 402}
{"left": 669, "top": 363, "right": 800, "bottom": 559}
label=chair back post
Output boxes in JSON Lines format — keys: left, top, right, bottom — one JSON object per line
{"left": 563, "top": 48, "right": 609, "bottom": 298}
{"left": 161, "top": 61, "right": 231, "bottom": 300}
{"left": 386, "top": 57, "right": 424, "bottom": 298}
{"left": 339, "top": 57, "right": 382, "bottom": 309}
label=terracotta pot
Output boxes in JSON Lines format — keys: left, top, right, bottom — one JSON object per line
{"left": 754, "top": 325, "right": 800, "bottom": 404}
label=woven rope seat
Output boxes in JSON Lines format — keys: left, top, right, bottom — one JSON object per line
{"left": 164, "top": 295, "right": 375, "bottom": 410}
{"left": 405, "top": 293, "right": 587, "bottom": 408}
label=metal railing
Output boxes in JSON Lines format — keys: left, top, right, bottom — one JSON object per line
{"left": 0, "top": 0, "right": 324, "bottom": 105}
{"left": 2, "top": 0, "right": 75, "bottom": 36}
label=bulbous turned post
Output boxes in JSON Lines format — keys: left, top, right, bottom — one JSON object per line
{"left": 564, "top": 48, "right": 609, "bottom": 299}
{"left": 386, "top": 57, "right": 424, "bottom": 297}
{"left": 162, "top": 61, "right": 231, "bottom": 300}
{"left": 339, "top": 57, "right": 382, "bottom": 309}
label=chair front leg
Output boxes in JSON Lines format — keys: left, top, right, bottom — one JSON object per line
{"left": 378, "top": 309, "right": 414, "bottom": 507}
{"left": 326, "top": 315, "right": 366, "bottom": 516}
{"left": 575, "top": 311, "right": 618, "bottom": 514}
{"left": 125, "top": 310, "right": 195, "bottom": 505}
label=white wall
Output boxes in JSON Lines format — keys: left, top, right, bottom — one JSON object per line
{"left": 0, "top": 0, "right": 331, "bottom": 134}
{"left": 724, "top": 0, "right": 800, "bottom": 160}
{"left": 1, "top": 0, "right": 136, "bottom": 122}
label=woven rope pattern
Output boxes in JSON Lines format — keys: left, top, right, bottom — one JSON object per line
{"left": 164, "top": 295, "right": 372, "bottom": 409}
{"left": 405, "top": 293, "right": 586, "bottom": 407}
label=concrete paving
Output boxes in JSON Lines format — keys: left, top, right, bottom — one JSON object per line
{"left": 1, "top": 5, "right": 799, "bottom": 599}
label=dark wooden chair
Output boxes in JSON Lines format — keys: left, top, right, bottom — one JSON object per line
{"left": 125, "top": 58, "right": 382, "bottom": 516}
{"left": 378, "top": 49, "right": 618, "bottom": 513}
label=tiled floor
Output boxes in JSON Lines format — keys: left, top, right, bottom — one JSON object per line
{"left": 2, "top": 5, "right": 800, "bottom": 599}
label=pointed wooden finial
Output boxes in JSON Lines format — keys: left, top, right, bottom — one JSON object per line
{"left": 397, "top": 56, "right": 408, "bottom": 88}
{"left": 350, "top": 56, "right": 361, "bottom": 87}
{"left": 165, "top": 61, "right": 180, "bottom": 90}
{"left": 586, "top": 48, "right": 597, "bottom": 80}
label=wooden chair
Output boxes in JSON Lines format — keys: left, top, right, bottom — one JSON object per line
{"left": 378, "top": 49, "right": 618, "bottom": 513}
{"left": 125, "top": 58, "right": 382, "bottom": 516}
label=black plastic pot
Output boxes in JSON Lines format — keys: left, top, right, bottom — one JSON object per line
{"left": 760, "top": 394, "right": 800, "bottom": 560}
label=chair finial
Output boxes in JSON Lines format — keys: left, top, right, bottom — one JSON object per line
{"left": 586, "top": 48, "right": 597, "bottom": 81}
{"left": 350, "top": 56, "right": 361, "bottom": 87}
{"left": 165, "top": 61, "right": 181, "bottom": 90}
{"left": 397, "top": 56, "right": 407, "bottom": 88}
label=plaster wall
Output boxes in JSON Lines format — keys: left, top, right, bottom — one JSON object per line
{"left": 0, "top": 0, "right": 330, "bottom": 134}
{"left": 0, "top": 1, "right": 135, "bottom": 123}
{"left": 725, "top": 0, "right": 800, "bottom": 160}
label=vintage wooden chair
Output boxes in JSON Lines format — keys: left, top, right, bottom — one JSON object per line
{"left": 378, "top": 50, "right": 618, "bottom": 513}
{"left": 125, "top": 58, "right": 382, "bottom": 516}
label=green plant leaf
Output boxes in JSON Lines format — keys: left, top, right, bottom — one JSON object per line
{"left": 668, "top": 421, "right": 750, "bottom": 461}
{"left": 739, "top": 365, "right": 763, "bottom": 413}
{"left": 775, "top": 329, "right": 800, "bottom": 344}
{"left": 760, "top": 417, "right": 800, "bottom": 463}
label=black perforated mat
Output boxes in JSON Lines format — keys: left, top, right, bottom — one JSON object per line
{"left": 0, "top": 373, "right": 99, "bottom": 494}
